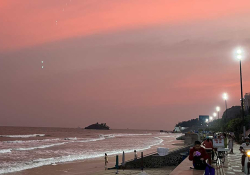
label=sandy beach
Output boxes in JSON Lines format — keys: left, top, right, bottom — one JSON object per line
{"left": 9, "top": 138, "right": 184, "bottom": 175}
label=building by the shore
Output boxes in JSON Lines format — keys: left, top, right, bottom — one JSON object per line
{"left": 174, "top": 126, "right": 189, "bottom": 132}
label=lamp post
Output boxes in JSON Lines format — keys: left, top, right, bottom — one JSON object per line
{"left": 216, "top": 106, "right": 220, "bottom": 120}
{"left": 213, "top": 112, "right": 217, "bottom": 118}
{"left": 209, "top": 116, "right": 213, "bottom": 127}
{"left": 210, "top": 116, "right": 213, "bottom": 121}
{"left": 223, "top": 93, "right": 228, "bottom": 121}
{"left": 236, "top": 48, "right": 245, "bottom": 137}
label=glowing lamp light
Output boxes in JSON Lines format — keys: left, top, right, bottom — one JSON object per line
{"left": 223, "top": 93, "right": 228, "bottom": 100}
{"left": 237, "top": 49, "right": 242, "bottom": 54}
{"left": 210, "top": 117, "right": 213, "bottom": 120}
{"left": 235, "top": 48, "right": 243, "bottom": 60}
{"left": 247, "top": 151, "right": 250, "bottom": 157}
{"left": 237, "top": 55, "right": 242, "bottom": 60}
{"left": 216, "top": 106, "right": 220, "bottom": 112}
{"left": 213, "top": 113, "right": 217, "bottom": 117}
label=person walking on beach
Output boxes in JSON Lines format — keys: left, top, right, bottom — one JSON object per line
{"left": 104, "top": 153, "right": 108, "bottom": 170}
{"left": 134, "top": 150, "right": 137, "bottom": 160}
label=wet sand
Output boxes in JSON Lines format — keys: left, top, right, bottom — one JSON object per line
{"left": 9, "top": 139, "right": 184, "bottom": 175}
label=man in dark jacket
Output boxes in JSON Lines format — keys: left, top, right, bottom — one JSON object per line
{"left": 189, "top": 141, "right": 208, "bottom": 169}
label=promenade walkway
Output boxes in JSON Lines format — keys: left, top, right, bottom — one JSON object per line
{"left": 94, "top": 144, "right": 246, "bottom": 175}
{"left": 217, "top": 143, "right": 244, "bottom": 175}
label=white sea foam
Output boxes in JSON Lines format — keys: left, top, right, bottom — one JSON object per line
{"left": 0, "top": 137, "right": 163, "bottom": 174}
{"left": 0, "top": 133, "right": 166, "bottom": 174}
{"left": 2, "top": 138, "right": 61, "bottom": 143}
{"left": 102, "top": 134, "right": 115, "bottom": 138}
{"left": 111, "top": 133, "right": 152, "bottom": 138}
{"left": 63, "top": 137, "right": 77, "bottom": 140}
{"left": 14, "top": 142, "right": 66, "bottom": 151}
{"left": 0, "top": 149, "right": 12, "bottom": 154}
{"left": 0, "top": 137, "right": 106, "bottom": 154}
{"left": 77, "top": 137, "right": 105, "bottom": 143}
{"left": 0, "top": 134, "right": 45, "bottom": 138}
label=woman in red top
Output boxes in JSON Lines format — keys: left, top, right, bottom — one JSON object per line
{"left": 202, "top": 138, "right": 213, "bottom": 149}
{"left": 202, "top": 137, "right": 214, "bottom": 164}
{"left": 189, "top": 141, "right": 208, "bottom": 168}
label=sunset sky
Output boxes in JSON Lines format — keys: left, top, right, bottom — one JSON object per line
{"left": 0, "top": 0, "right": 250, "bottom": 130}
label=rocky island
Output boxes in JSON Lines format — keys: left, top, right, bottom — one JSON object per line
{"left": 85, "top": 122, "right": 110, "bottom": 130}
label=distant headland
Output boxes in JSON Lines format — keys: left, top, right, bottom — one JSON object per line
{"left": 85, "top": 122, "right": 110, "bottom": 130}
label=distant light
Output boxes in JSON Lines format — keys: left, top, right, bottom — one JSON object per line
{"left": 247, "top": 151, "right": 250, "bottom": 156}
{"left": 41, "top": 61, "right": 43, "bottom": 63}
{"left": 223, "top": 93, "right": 228, "bottom": 100}
{"left": 213, "top": 113, "right": 217, "bottom": 117}
{"left": 216, "top": 106, "right": 220, "bottom": 112}
{"left": 237, "top": 55, "right": 242, "bottom": 60}
{"left": 237, "top": 49, "right": 242, "bottom": 54}
{"left": 210, "top": 117, "right": 213, "bottom": 120}
{"left": 42, "top": 66, "right": 44, "bottom": 69}
{"left": 235, "top": 48, "right": 244, "bottom": 60}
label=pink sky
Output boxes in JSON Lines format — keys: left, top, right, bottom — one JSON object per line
{"left": 0, "top": 0, "right": 250, "bottom": 130}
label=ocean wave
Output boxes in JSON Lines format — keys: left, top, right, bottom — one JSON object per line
{"left": 63, "top": 137, "right": 77, "bottom": 140}
{"left": 113, "top": 133, "right": 152, "bottom": 137}
{"left": 0, "top": 152, "right": 110, "bottom": 174}
{"left": 0, "top": 134, "right": 45, "bottom": 138}
{"left": 0, "top": 135, "right": 164, "bottom": 174}
{"left": 0, "top": 149, "right": 12, "bottom": 154}
{"left": 13, "top": 142, "right": 66, "bottom": 151}
{"left": 2, "top": 138, "right": 61, "bottom": 144}
{"left": 77, "top": 137, "right": 105, "bottom": 143}
{"left": 99, "top": 134, "right": 115, "bottom": 138}
{"left": 2, "top": 137, "right": 106, "bottom": 152}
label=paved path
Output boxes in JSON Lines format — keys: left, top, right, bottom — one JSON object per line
{"left": 215, "top": 144, "right": 244, "bottom": 175}
{"left": 94, "top": 143, "right": 246, "bottom": 175}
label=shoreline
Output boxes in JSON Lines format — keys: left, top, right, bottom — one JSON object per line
{"left": 9, "top": 136, "right": 184, "bottom": 175}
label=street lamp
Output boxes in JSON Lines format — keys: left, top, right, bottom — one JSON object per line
{"left": 209, "top": 116, "right": 213, "bottom": 121}
{"left": 216, "top": 106, "right": 220, "bottom": 120}
{"left": 223, "top": 93, "right": 228, "bottom": 120}
{"left": 236, "top": 48, "right": 245, "bottom": 136}
{"left": 213, "top": 113, "right": 217, "bottom": 118}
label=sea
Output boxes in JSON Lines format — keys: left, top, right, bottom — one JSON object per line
{"left": 0, "top": 126, "right": 182, "bottom": 174}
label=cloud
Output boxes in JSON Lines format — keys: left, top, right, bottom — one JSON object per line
{"left": 1, "top": 0, "right": 250, "bottom": 51}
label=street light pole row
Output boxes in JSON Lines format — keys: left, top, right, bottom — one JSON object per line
{"left": 210, "top": 48, "right": 246, "bottom": 138}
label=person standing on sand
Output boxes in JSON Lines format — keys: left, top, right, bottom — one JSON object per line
{"left": 134, "top": 150, "right": 137, "bottom": 160}
{"left": 104, "top": 153, "right": 108, "bottom": 170}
